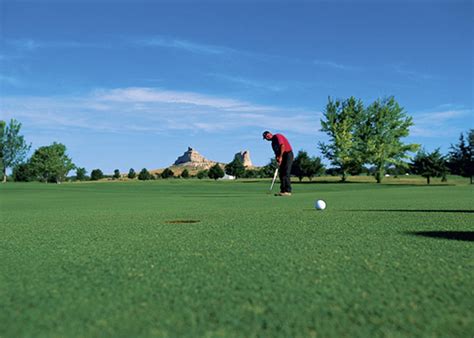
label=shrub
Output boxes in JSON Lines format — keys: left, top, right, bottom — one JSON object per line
{"left": 197, "top": 170, "right": 208, "bottom": 179}
{"left": 181, "top": 169, "right": 190, "bottom": 178}
{"left": 161, "top": 168, "right": 175, "bottom": 179}
{"left": 138, "top": 168, "right": 152, "bottom": 180}
{"left": 128, "top": 168, "right": 136, "bottom": 179}
{"left": 90, "top": 169, "right": 104, "bottom": 181}
{"left": 208, "top": 164, "right": 224, "bottom": 180}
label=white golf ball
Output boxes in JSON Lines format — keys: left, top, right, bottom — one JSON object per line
{"left": 315, "top": 200, "right": 326, "bottom": 210}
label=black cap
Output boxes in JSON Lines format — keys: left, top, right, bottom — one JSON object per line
{"left": 262, "top": 131, "right": 271, "bottom": 139}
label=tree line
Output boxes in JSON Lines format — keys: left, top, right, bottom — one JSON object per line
{"left": 1, "top": 105, "right": 472, "bottom": 184}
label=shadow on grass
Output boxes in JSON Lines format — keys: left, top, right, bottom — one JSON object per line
{"left": 346, "top": 209, "right": 474, "bottom": 214}
{"left": 406, "top": 231, "right": 474, "bottom": 242}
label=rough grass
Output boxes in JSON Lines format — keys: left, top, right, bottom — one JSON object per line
{"left": 0, "top": 179, "right": 472, "bottom": 337}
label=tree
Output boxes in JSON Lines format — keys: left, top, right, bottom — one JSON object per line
{"left": 161, "top": 168, "right": 174, "bottom": 179}
{"left": 197, "top": 170, "right": 208, "bottom": 179}
{"left": 242, "top": 169, "right": 259, "bottom": 178}
{"left": 29, "top": 142, "right": 75, "bottom": 183}
{"left": 319, "top": 97, "right": 364, "bottom": 182}
{"left": 411, "top": 148, "right": 448, "bottom": 184}
{"left": 181, "top": 169, "right": 190, "bottom": 178}
{"left": 128, "top": 168, "right": 136, "bottom": 179}
{"left": 90, "top": 169, "right": 104, "bottom": 181}
{"left": 292, "top": 150, "right": 325, "bottom": 181}
{"left": 76, "top": 167, "right": 87, "bottom": 181}
{"left": 12, "top": 163, "right": 32, "bottom": 182}
{"left": 208, "top": 164, "right": 224, "bottom": 180}
{"left": 1, "top": 119, "right": 31, "bottom": 183}
{"left": 448, "top": 130, "right": 473, "bottom": 184}
{"left": 292, "top": 150, "right": 311, "bottom": 181}
{"left": 138, "top": 168, "right": 152, "bottom": 180}
{"left": 358, "top": 97, "right": 419, "bottom": 183}
{"left": 225, "top": 156, "right": 245, "bottom": 178}
{"left": 113, "top": 169, "right": 121, "bottom": 180}
{"left": 260, "top": 158, "right": 278, "bottom": 178}
{"left": 306, "top": 156, "right": 325, "bottom": 181}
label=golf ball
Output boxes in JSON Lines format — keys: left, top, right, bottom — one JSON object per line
{"left": 315, "top": 200, "right": 326, "bottom": 210}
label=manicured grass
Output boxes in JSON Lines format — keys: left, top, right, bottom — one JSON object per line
{"left": 1, "top": 179, "right": 473, "bottom": 337}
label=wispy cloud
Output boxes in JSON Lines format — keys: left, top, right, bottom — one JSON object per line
{"left": 313, "top": 59, "right": 360, "bottom": 71}
{"left": 6, "top": 38, "right": 109, "bottom": 51}
{"left": 1, "top": 87, "right": 321, "bottom": 135}
{"left": 207, "top": 73, "right": 286, "bottom": 92}
{"left": 133, "top": 36, "right": 234, "bottom": 55}
{"left": 0, "top": 74, "right": 22, "bottom": 86}
{"left": 392, "top": 64, "right": 434, "bottom": 81}
{"left": 411, "top": 108, "right": 471, "bottom": 137}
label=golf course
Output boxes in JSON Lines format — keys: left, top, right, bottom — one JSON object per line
{"left": 1, "top": 178, "right": 472, "bottom": 337}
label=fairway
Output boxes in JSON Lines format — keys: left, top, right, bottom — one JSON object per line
{"left": 1, "top": 180, "right": 473, "bottom": 337}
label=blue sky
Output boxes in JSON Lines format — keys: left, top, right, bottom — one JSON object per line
{"left": 1, "top": 0, "right": 472, "bottom": 173}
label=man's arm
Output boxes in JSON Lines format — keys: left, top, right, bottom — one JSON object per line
{"left": 276, "top": 144, "right": 285, "bottom": 165}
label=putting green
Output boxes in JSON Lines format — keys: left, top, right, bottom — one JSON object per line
{"left": 1, "top": 179, "right": 472, "bottom": 337}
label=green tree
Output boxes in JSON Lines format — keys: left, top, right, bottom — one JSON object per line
{"left": 12, "top": 163, "right": 33, "bottom": 182}
{"left": 448, "top": 130, "right": 473, "bottom": 184}
{"left": 242, "top": 169, "right": 259, "bottom": 178}
{"left": 411, "top": 148, "right": 448, "bottom": 184}
{"left": 358, "top": 97, "right": 419, "bottom": 183}
{"left": 319, "top": 97, "right": 364, "bottom": 182}
{"left": 260, "top": 158, "right": 278, "bottom": 178}
{"left": 76, "top": 167, "right": 87, "bottom": 181}
{"left": 306, "top": 156, "right": 325, "bottom": 181}
{"left": 1, "top": 119, "right": 31, "bottom": 183}
{"left": 196, "top": 170, "right": 208, "bottom": 179}
{"left": 29, "top": 143, "right": 75, "bottom": 183}
{"left": 138, "top": 168, "right": 152, "bottom": 180}
{"left": 128, "top": 168, "right": 136, "bottom": 179}
{"left": 161, "top": 168, "right": 174, "bottom": 179}
{"left": 113, "top": 169, "right": 121, "bottom": 180}
{"left": 225, "top": 156, "right": 245, "bottom": 178}
{"left": 208, "top": 164, "right": 224, "bottom": 180}
{"left": 292, "top": 150, "right": 325, "bottom": 181}
{"left": 181, "top": 168, "right": 190, "bottom": 178}
{"left": 292, "top": 150, "right": 311, "bottom": 181}
{"left": 90, "top": 169, "right": 104, "bottom": 181}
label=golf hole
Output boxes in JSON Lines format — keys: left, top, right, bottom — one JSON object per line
{"left": 166, "top": 220, "right": 200, "bottom": 224}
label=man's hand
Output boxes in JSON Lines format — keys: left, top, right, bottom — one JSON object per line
{"left": 276, "top": 156, "right": 282, "bottom": 165}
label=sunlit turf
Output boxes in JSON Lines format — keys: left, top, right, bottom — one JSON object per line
{"left": 1, "top": 179, "right": 473, "bottom": 337}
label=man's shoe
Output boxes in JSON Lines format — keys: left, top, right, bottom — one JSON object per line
{"left": 275, "top": 192, "right": 292, "bottom": 196}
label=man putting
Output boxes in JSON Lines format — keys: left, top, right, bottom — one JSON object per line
{"left": 263, "top": 131, "right": 294, "bottom": 196}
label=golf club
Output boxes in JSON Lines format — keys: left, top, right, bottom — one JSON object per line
{"left": 269, "top": 167, "right": 279, "bottom": 193}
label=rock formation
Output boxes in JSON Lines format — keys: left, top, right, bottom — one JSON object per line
{"left": 173, "top": 147, "right": 217, "bottom": 169}
{"left": 234, "top": 150, "right": 253, "bottom": 167}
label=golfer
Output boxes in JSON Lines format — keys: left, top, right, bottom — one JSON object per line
{"left": 263, "top": 131, "right": 294, "bottom": 196}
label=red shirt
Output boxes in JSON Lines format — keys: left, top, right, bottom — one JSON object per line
{"left": 271, "top": 133, "right": 293, "bottom": 156}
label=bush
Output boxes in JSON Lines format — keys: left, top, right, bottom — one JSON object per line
{"left": 208, "top": 164, "right": 224, "bottom": 180}
{"left": 138, "top": 168, "right": 152, "bottom": 180}
{"left": 128, "top": 168, "right": 136, "bottom": 179}
{"left": 197, "top": 170, "right": 208, "bottom": 179}
{"left": 242, "top": 169, "right": 259, "bottom": 178}
{"left": 161, "top": 168, "right": 175, "bottom": 179}
{"left": 113, "top": 169, "right": 121, "bottom": 180}
{"left": 181, "top": 169, "right": 189, "bottom": 178}
{"left": 76, "top": 167, "right": 87, "bottom": 181}
{"left": 90, "top": 169, "right": 104, "bottom": 181}
{"left": 12, "top": 163, "right": 33, "bottom": 182}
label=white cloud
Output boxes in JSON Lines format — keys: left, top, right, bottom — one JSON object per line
{"left": 411, "top": 109, "right": 471, "bottom": 137}
{"left": 134, "top": 36, "right": 233, "bottom": 55}
{"left": 1, "top": 87, "right": 321, "bottom": 136}
{"left": 313, "top": 59, "right": 360, "bottom": 71}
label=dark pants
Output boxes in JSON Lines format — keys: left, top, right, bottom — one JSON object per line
{"left": 279, "top": 151, "right": 293, "bottom": 193}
